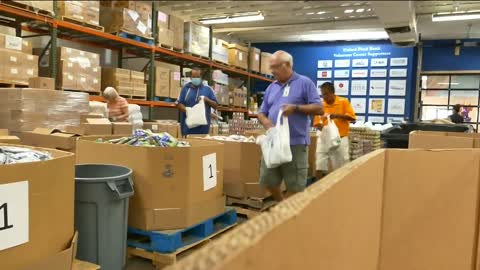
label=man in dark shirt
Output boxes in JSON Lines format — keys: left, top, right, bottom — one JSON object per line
{"left": 449, "top": 104, "right": 464, "bottom": 124}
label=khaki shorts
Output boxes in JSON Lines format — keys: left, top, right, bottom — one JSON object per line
{"left": 259, "top": 145, "right": 309, "bottom": 193}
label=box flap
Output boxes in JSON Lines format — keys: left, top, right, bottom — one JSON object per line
{"left": 112, "top": 122, "right": 132, "bottom": 126}
{"left": 32, "top": 127, "right": 60, "bottom": 135}
{"left": 51, "top": 132, "right": 79, "bottom": 138}
{"left": 87, "top": 118, "right": 111, "bottom": 124}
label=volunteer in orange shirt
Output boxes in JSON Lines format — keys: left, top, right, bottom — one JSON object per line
{"left": 313, "top": 82, "right": 356, "bottom": 175}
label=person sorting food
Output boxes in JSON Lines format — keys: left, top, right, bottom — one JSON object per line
{"left": 103, "top": 86, "right": 129, "bottom": 122}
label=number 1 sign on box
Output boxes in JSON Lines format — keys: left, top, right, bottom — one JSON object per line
{"left": 202, "top": 153, "right": 217, "bottom": 191}
{"left": 0, "top": 181, "right": 29, "bottom": 251}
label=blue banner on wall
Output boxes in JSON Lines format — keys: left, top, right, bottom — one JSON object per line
{"left": 254, "top": 41, "right": 415, "bottom": 123}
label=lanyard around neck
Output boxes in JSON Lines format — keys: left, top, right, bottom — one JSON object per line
{"left": 186, "top": 87, "right": 200, "bottom": 101}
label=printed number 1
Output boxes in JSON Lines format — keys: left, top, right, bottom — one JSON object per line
{"left": 0, "top": 203, "right": 14, "bottom": 231}
{"left": 208, "top": 164, "right": 213, "bottom": 179}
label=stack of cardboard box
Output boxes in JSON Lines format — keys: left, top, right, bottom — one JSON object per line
{"left": 0, "top": 33, "right": 37, "bottom": 84}
{"left": 184, "top": 22, "right": 210, "bottom": 58}
{"left": 260, "top": 52, "right": 273, "bottom": 75}
{"left": 28, "top": 77, "right": 55, "bottom": 90}
{"left": 100, "top": 1, "right": 153, "bottom": 38}
{"left": 0, "top": 88, "right": 89, "bottom": 134}
{"left": 11, "top": 1, "right": 54, "bottom": 14}
{"left": 249, "top": 47, "right": 261, "bottom": 73}
{"left": 214, "top": 83, "right": 230, "bottom": 106}
{"left": 228, "top": 44, "right": 248, "bottom": 70}
{"left": 131, "top": 70, "right": 147, "bottom": 98}
{"left": 233, "top": 87, "right": 248, "bottom": 108}
{"left": 0, "top": 129, "right": 20, "bottom": 144}
{"left": 0, "top": 145, "right": 76, "bottom": 270}
{"left": 36, "top": 46, "right": 101, "bottom": 93}
{"left": 57, "top": 1, "right": 100, "bottom": 26}
{"left": 157, "top": 10, "right": 184, "bottom": 50}
{"left": 101, "top": 67, "right": 133, "bottom": 96}
{"left": 155, "top": 62, "right": 181, "bottom": 99}
{"left": 212, "top": 38, "right": 228, "bottom": 64}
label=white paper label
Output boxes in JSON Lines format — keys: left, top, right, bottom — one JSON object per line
{"left": 10, "top": 68, "right": 18, "bottom": 75}
{"left": 93, "top": 67, "right": 98, "bottom": 72}
{"left": 5, "top": 36, "right": 22, "bottom": 51}
{"left": 203, "top": 153, "right": 217, "bottom": 191}
{"left": 93, "top": 79, "right": 98, "bottom": 84}
{"left": 67, "top": 62, "right": 73, "bottom": 67}
{"left": 283, "top": 85, "right": 290, "bottom": 97}
{"left": 148, "top": 18, "right": 152, "bottom": 28}
{"left": 9, "top": 56, "right": 16, "bottom": 62}
{"left": 173, "top": 72, "right": 181, "bottom": 81}
{"left": 158, "top": 12, "right": 167, "bottom": 22}
{"left": 27, "top": 69, "right": 33, "bottom": 76}
{"left": 27, "top": 55, "right": 33, "bottom": 61}
{"left": 80, "top": 77, "right": 86, "bottom": 82}
{"left": 255, "top": 54, "right": 259, "bottom": 61}
{"left": 152, "top": 124, "right": 158, "bottom": 131}
{"left": 128, "top": 9, "right": 140, "bottom": 22}
{"left": 0, "top": 181, "right": 29, "bottom": 251}
{"left": 68, "top": 75, "right": 74, "bottom": 80}
{"left": 239, "top": 52, "right": 243, "bottom": 61}
{"left": 137, "top": 21, "right": 147, "bottom": 34}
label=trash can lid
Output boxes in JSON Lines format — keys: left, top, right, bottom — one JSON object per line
{"left": 75, "top": 164, "right": 132, "bottom": 183}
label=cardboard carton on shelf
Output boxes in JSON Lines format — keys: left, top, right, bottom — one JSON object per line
{"left": 143, "top": 122, "right": 160, "bottom": 133}
{"left": 100, "top": 7, "right": 152, "bottom": 38}
{"left": 171, "top": 149, "right": 480, "bottom": 270}
{"left": 157, "top": 27, "right": 174, "bottom": 48}
{"left": 260, "top": 52, "right": 273, "bottom": 75}
{"left": 409, "top": 130, "right": 480, "bottom": 149}
{"left": 169, "top": 15, "right": 184, "bottom": 50}
{"left": 155, "top": 66, "right": 170, "bottom": 97}
{"left": 0, "top": 145, "right": 75, "bottom": 270}
{"left": 0, "top": 129, "right": 20, "bottom": 144}
{"left": 65, "top": 118, "right": 112, "bottom": 136}
{"left": 228, "top": 43, "right": 248, "bottom": 70}
{"left": 170, "top": 71, "right": 182, "bottom": 99}
{"left": 212, "top": 38, "right": 228, "bottom": 64}
{"left": 28, "top": 77, "right": 55, "bottom": 90}
{"left": 249, "top": 47, "right": 261, "bottom": 73}
{"left": 11, "top": 1, "right": 54, "bottom": 15}
{"left": 76, "top": 137, "right": 225, "bottom": 230}
{"left": 157, "top": 10, "right": 169, "bottom": 29}
{"left": 21, "top": 128, "right": 80, "bottom": 152}
{"left": 57, "top": 0, "right": 100, "bottom": 26}
{"left": 112, "top": 122, "right": 133, "bottom": 135}
{"left": 184, "top": 22, "right": 210, "bottom": 58}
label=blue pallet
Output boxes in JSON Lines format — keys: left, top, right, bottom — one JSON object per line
{"left": 117, "top": 31, "right": 154, "bottom": 45}
{"left": 127, "top": 208, "right": 237, "bottom": 253}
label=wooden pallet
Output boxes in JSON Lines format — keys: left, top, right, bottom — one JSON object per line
{"left": 0, "top": 80, "right": 28, "bottom": 88}
{"left": 157, "top": 43, "right": 183, "bottom": 52}
{"left": 185, "top": 52, "right": 210, "bottom": 60}
{"left": 127, "top": 223, "right": 236, "bottom": 269}
{"left": 0, "top": 1, "right": 53, "bottom": 16}
{"left": 61, "top": 16, "right": 104, "bottom": 32}
{"left": 213, "top": 60, "right": 229, "bottom": 66}
{"left": 63, "top": 89, "right": 101, "bottom": 95}
{"left": 114, "top": 31, "right": 154, "bottom": 45}
{"left": 226, "top": 196, "right": 277, "bottom": 211}
{"left": 233, "top": 66, "right": 248, "bottom": 72}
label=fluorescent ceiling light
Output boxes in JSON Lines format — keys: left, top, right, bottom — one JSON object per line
{"left": 344, "top": 9, "right": 354, "bottom": 13}
{"left": 432, "top": 11, "right": 480, "bottom": 22}
{"left": 306, "top": 12, "right": 315, "bottom": 15}
{"left": 317, "top": 11, "right": 326, "bottom": 15}
{"left": 200, "top": 13, "right": 264, "bottom": 24}
{"left": 300, "top": 30, "right": 388, "bottom": 41}
{"left": 356, "top": 8, "right": 365, "bottom": 13}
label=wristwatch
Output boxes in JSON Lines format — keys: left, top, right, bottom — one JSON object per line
{"left": 295, "top": 104, "right": 300, "bottom": 112}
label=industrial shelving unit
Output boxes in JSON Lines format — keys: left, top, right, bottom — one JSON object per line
{"left": 0, "top": 1, "right": 272, "bottom": 117}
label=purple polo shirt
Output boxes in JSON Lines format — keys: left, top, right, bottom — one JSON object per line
{"left": 260, "top": 72, "right": 321, "bottom": 145}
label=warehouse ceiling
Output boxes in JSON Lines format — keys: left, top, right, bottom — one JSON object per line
{"left": 156, "top": 0, "right": 480, "bottom": 43}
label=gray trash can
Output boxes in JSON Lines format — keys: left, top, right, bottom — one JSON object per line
{"left": 74, "top": 164, "right": 134, "bottom": 270}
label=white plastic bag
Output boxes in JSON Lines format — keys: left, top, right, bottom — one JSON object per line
{"left": 186, "top": 96, "right": 208, "bottom": 128}
{"left": 321, "top": 115, "right": 341, "bottom": 152}
{"left": 257, "top": 110, "right": 292, "bottom": 168}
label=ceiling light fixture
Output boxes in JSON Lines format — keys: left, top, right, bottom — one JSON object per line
{"left": 356, "top": 8, "right": 365, "bottom": 13}
{"left": 200, "top": 12, "right": 264, "bottom": 24}
{"left": 317, "top": 11, "right": 326, "bottom": 15}
{"left": 432, "top": 11, "right": 480, "bottom": 22}
{"left": 344, "top": 9, "right": 354, "bottom": 13}
{"left": 306, "top": 12, "right": 315, "bottom": 15}
{"left": 299, "top": 30, "right": 389, "bottom": 42}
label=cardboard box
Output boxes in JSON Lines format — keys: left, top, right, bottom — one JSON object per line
{"left": 184, "top": 22, "right": 210, "bottom": 58}
{"left": 409, "top": 131, "right": 480, "bottom": 148}
{"left": 212, "top": 38, "right": 228, "bottom": 64}
{"left": 21, "top": 128, "right": 79, "bottom": 152}
{"left": 143, "top": 122, "right": 160, "bottom": 133}
{"left": 157, "top": 10, "right": 169, "bottom": 29}
{"left": 28, "top": 77, "right": 55, "bottom": 90}
{"left": 112, "top": 122, "right": 133, "bottom": 135}
{"left": 170, "top": 149, "right": 480, "bottom": 270}
{"left": 24, "top": 231, "right": 77, "bottom": 270}
{"left": 169, "top": 15, "right": 184, "bottom": 50}
{"left": 80, "top": 113, "right": 104, "bottom": 123}
{"left": 228, "top": 44, "right": 248, "bottom": 70}
{"left": 158, "top": 27, "right": 174, "bottom": 47}
{"left": 155, "top": 66, "right": 170, "bottom": 97}
{"left": 65, "top": 118, "right": 112, "bottom": 136}
{"left": 249, "top": 47, "right": 261, "bottom": 73}
{"left": 260, "top": 52, "right": 272, "bottom": 75}
{"left": 170, "top": 71, "right": 181, "bottom": 99}
{"left": 0, "top": 145, "right": 75, "bottom": 270}
{"left": 72, "top": 259, "right": 100, "bottom": 270}
{"left": 156, "top": 120, "right": 180, "bottom": 137}
{"left": 76, "top": 138, "right": 226, "bottom": 230}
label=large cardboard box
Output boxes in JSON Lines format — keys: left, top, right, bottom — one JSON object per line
{"left": 22, "top": 128, "right": 79, "bottom": 152}
{"left": 170, "top": 71, "right": 181, "bottom": 99}
{"left": 228, "top": 43, "right": 248, "bottom": 70}
{"left": 169, "top": 15, "right": 184, "bottom": 50}
{"left": 65, "top": 118, "right": 112, "bottom": 136}
{"left": 249, "top": 47, "right": 261, "bottom": 73}
{"left": 170, "top": 149, "right": 480, "bottom": 270}
{"left": 184, "top": 22, "right": 210, "bottom": 58}
{"left": 260, "top": 52, "right": 272, "bottom": 75}
{"left": 0, "top": 145, "right": 75, "bottom": 270}
{"left": 76, "top": 138, "right": 226, "bottom": 230}
{"left": 112, "top": 122, "right": 133, "bottom": 135}
{"left": 155, "top": 66, "right": 170, "bottom": 97}
{"left": 28, "top": 77, "right": 55, "bottom": 90}
{"left": 409, "top": 130, "right": 480, "bottom": 148}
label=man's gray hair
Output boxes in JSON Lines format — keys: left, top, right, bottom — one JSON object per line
{"left": 103, "top": 86, "right": 119, "bottom": 100}
{"left": 273, "top": 50, "right": 293, "bottom": 67}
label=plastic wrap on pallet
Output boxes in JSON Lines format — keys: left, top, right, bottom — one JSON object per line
{"left": 57, "top": 1, "right": 100, "bottom": 26}
{"left": 212, "top": 38, "right": 228, "bottom": 64}
{"left": 212, "top": 70, "right": 228, "bottom": 85}
{"left": 184, "top": 22, "right": 210, "bottom": 58}
{"left": 100, "top": 6, "right": 152, "bottom": 38}
{"left": 11, "top": 1, "right": 54, "bottom": 14}
{"left": 0, "top": 89, "right": 89, "bottom": 133}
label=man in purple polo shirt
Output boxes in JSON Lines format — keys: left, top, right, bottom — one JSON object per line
{"left": 258, "top": 50, "right": 324, "bottom": 201}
